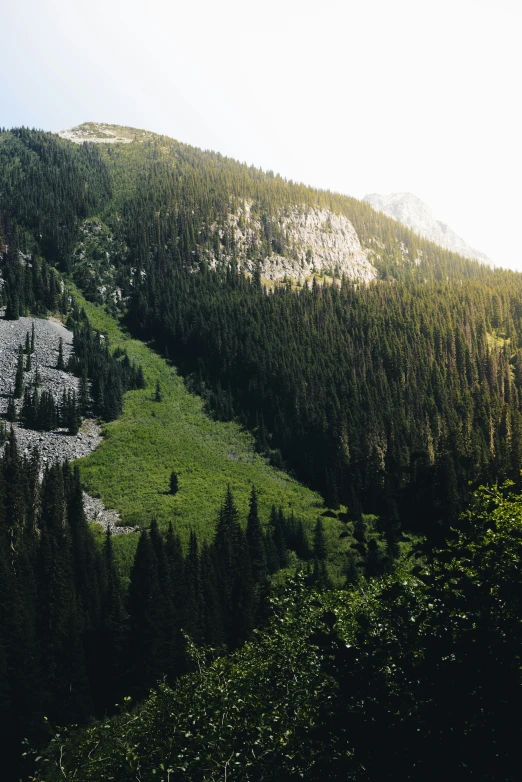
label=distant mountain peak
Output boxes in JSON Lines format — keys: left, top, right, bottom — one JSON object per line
{"left": 364, "top": 192, "right": 492, "bottom": 265}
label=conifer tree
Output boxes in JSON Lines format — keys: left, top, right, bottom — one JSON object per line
{"left": 183, "top": 530, "right": 203, "bottom": 644}
{"left": 14, "top": 349, "right": 24, "bottom": 398}
{"left": 99, "top": 528, "right": 126, "bottom": 709}
{"left": 149, "top": 518, "right": 180, "bottom": 682}
{"left": 214, "top": 486, "right": 254, "bottom": 647}
{"left": 169, "top": 470, "right": 179, "bottom": 495}
{"left": 20, "top": 388, "right": 35, "bottom": 429}
{"left": 246, "top": 486, "right": 267, "bottom": 584}
{"left": 6, "top": 396, "right": 16, "bottom": 422}
{"left": 163, "top": 522, "right": 186, "bottom": 668}
{"left": 127, "top": 530, "right": 165, "bottom": 696}
{"left": 135, "top": 365, "right": 146, "bottom": 389}
{"left": 56, "top": 337, "right": 65, "bottom": 370}
{"left": 79, "top": 369, "right": 89, "bottom": 416}
{"left": 271, "top": 506, "right": 288, "bottom": 569}
{"left": 313, "top": 518, "right": 327, "bottom": 561}
{"left": 199, "top": 542, "right": 224, "bottom": 646}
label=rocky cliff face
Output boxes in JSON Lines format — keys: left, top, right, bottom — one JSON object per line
{"left": 364, "top": 192, "right": 491, "bottom": 265}
{"left": 207, "top": 202, "right": 377, "bottom": 284}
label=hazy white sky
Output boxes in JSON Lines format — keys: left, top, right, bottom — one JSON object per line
{"left": 2, "top": 0, "right": 521, "bottom": 269}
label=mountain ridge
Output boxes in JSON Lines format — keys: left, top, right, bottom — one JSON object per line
{"left": 364, "top": 191, "right": 492, "bottom": 265}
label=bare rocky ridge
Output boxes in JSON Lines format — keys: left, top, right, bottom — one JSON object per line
{"left": 364, "top": 192, "right": 492, "bottom": 265}
{"left": 0, "top": 315, "right": 129, "bottom": 532}
{"left": 56, "top": 122, "right": 152, "bottom": 144}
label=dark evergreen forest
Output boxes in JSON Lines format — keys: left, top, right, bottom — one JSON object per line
{"left": 0, "top": 430, "right": 312, "bottom": 779}
{"left": 129, "top": 262, "right": 522, "bottom": 531}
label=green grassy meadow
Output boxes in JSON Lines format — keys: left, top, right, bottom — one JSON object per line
{"left": 71, "top": 289, "right": 332, "bottom": 565}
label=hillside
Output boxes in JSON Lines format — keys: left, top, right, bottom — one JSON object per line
{"left": 2, "top": 122, "right": 522, "bottom": 781}
{"left": 72, "top": 289, "right": 329, "bottom": 542}
{"left": 1, "top": 124, "right": 521, "bottom": 521}
{"left": 0, "top": 123, "right": 491, "bottom": 295}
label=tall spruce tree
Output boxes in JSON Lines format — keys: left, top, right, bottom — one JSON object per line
{"left": 13, "top": 349, "right": 24, "bottom": 398}
{"left": 127, "top": 530, "right": 165, "bottom": 697}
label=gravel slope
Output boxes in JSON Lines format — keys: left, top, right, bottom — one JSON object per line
{"left": 0, "top": 315, "right": 131, "bottom": 532}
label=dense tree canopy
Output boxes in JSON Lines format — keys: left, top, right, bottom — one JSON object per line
{"left": 33, "top": 483, "right": 522, "bottom": 781}
{"left": 129, "top": 261, "right": 522, "bottom": 530}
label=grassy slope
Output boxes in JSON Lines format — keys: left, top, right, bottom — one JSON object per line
{"left": 72, "top": 289, "right": 332, "bottom": 563}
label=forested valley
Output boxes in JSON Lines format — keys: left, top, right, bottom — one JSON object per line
{"left": 1, "top": 124, "right": 522, "bottom": 779}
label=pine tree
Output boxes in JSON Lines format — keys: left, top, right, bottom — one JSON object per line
{"left": 214, "top": 486, "right": 254, "bottom": 647}
{"left": 79, "top": 369, "right": 89, "bottom": 416}
{"left": 20, "top": 388, "right": 35, "bottom": 429}
{"left": 14, "top": 349, "right": 24, "bottom": 398}
{"left": 99, "top": 528, "right": 126, "bottom": 709}
{"left": 127, "top": 530, "right": 165, "bottom": 696}
{"left": 182, "top": 530, "right": 203, "bottom": 644}
{"left": 324, "top": 468, "right": 340, "bottom": 510}
{"left": 135, "top": 365, "right": 146, "bottom": 389}
{"left": 313, "top": 518, "right": 327, "bottom": 561}
{"left": 246, "top": 486, "right": 267, "bottom": 584}
{"left": 149, "top": 518, "right": 180, "bottom": 682}
{"left": 169, "top": 470, "right": 179, "bottom": 495}
{"left": 271, "top": 506, "right": 288, "bottom": 569}
{"left": 6, "top": 396, "right": 16, "bottom": 422}
{"left": 56, "top": 337, "right": 65, "bottom": 370}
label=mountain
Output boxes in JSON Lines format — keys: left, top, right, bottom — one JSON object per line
{"left": 364, "top": 191, "right": 492, "bottom": 265}
{"left": 0, "top": 122, "right": 515, "bottom": 522}
{"left": 56, "top": 123, "right": 377, "bottom": 284}
{"left": 3, "top": 122, "right": 522, "bottom": 781}
{"left": 46, "top": 123, "right": 486, "bottom": 290}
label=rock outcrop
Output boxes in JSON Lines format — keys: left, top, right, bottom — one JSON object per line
{"left": 56, "top": 122, "right": 152, "bottom": 144}
{"left": 207, "top": 202, "right": 377, "bottom": 284}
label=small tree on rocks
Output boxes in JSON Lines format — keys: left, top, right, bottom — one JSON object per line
{"left": 56, "top": 338, "right": 65, "bottom": 370}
